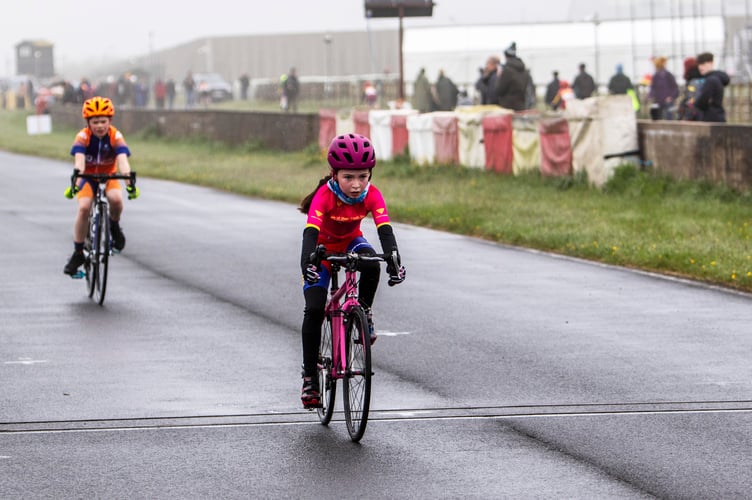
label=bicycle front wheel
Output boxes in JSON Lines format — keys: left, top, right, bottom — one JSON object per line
{"left": 85, "top": 212, "right": 97, "bottom": 298}
{"left": 92, "top": 204, "right": 109, "bottom": 305}
{"left": 317, "top": 315, "right": 336, "bottom": 425}
{"left": 343, "top": 306, "right": 372, "bottom": 442}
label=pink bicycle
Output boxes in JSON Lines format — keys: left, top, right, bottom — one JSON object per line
{"left": 311, "top": 244, "right": 399, "bottom": 442}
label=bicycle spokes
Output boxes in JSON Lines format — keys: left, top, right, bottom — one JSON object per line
{"left": 343, "top": 307, "right": 371, "bottom": 442}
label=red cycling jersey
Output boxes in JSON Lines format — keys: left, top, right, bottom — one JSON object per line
{"left": 306, "top": 182, "right": 391, "bottom": 248}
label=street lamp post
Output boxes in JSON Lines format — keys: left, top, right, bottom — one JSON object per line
{"left": 592, "top": 13, "right": 601, "bottom": 92}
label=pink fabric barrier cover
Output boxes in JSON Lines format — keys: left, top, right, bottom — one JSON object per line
{"left": 391, "top": 114, "right": 409, "bottom": 157}
{"left": 538, "top": 117, "right": 573, "bottom": 176}
{"left": 318, "top": 109, "right": 337, "bottom": 151}
{"left": 352, "top": 109, "right": 371, "bottom": 138}
{"left": 431, "top": 114, "right": 459, "bottom": 164}
{"left": 481, "top": 113, "right": 513, "bottom": 174}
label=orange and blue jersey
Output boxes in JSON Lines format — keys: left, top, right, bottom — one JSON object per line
{"left": 70, "top": 126, "right": 130, "bottom": 175}
{"left": 306, "top": 181, "right": 391, "bottom": 251}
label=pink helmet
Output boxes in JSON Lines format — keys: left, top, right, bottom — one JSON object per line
{"left": 327, "top": 133, "right": 376, "bottom": 170}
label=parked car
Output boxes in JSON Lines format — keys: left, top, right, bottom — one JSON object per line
{"left": 193, "top": 72, "right": 233, "bottom": 102}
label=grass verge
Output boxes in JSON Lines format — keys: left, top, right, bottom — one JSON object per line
{"left": 2, "top": 109, "right": 751, "bottom": 293}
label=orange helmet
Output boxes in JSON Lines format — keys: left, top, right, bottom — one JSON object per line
{"left": 82, "top": 96, "right": 115, "bottom": 119}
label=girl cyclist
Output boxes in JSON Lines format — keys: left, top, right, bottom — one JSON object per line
{"left": 298, "top": 133, "right": 406, "bottom": 409}
{"left": 63, "top": 96, "right": 139, "bottom": 276}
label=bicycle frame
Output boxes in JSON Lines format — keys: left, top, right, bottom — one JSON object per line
{"left": 70, "top": 171, "right": 136, "bottom": 304}
{"left": 325, "top": 258, "right": 364, "bottom": 380}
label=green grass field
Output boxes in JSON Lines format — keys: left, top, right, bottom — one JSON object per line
{"left": 2, "top": 109, "right": 751, "bottom": 292}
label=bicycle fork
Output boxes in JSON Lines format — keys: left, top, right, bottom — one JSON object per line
{"left": 328, "top": 309, "right": 346, "bottom": 379}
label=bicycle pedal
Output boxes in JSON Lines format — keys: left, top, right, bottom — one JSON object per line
{"left": 70, "top": 271, "right": 86, "bottom": 279}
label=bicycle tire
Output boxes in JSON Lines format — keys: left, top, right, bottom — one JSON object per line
{"left": 317, "top": 315, "right": 336, "bottom": 425}
{"left": 343, "top": 305, "right": 372, "bottom": 442}
{"left": 85, "top": 211, "right": 97, "bottom": 298}
{"left": 92, "top": 203, "right": 109, "bottom": 305}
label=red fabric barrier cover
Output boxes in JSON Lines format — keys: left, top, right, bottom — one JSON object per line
{"left": 391, "top": 114, "right": 409, "bottom": 157}
{"left": 481, "top": 113, "right": 513, "bottom": 174}
{"left": 352, "top": 109, "right": 371, "bottom": 138}
{"left": 538, "top": 117, "right": 573, "bottom": 176}
{"left": 318, "top": 109, "right": 337, "bottom": 151}
{"left": 431, "top": 114, "right": 459, "bottom": 164}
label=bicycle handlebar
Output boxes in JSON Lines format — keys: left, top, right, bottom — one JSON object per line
{"left": 70, "top": 170, "right": 137, "bottom": 190}
{"left": 309, "top": 244, "right": 392, "bottom": 266}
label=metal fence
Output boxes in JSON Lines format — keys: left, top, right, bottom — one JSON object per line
{"left": 252, "top": 74, "right": 752, "bottom": 124}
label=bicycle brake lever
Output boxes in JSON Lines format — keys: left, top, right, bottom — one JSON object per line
{"left": 309, "top": 244, "right": 326, "bottom": 266}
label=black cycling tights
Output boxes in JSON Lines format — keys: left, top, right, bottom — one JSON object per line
{"left": 301, "top": 255, "right": 380, "bottom": 377}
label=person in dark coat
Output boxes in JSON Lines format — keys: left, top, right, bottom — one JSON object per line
{"left": 648, "top": 56, "right": 679, "bottom": 120}
{"left": 495, "top": 42, "right": 528, "bottom": 111}
{"left": 544, "top": 71, "right": 560, "bottom": 109}
{"left": 607, "top": 64, "right": 633, "bottom": 95}
{"left": 677, "top": 56, "right": 703, "bottom": 121}
{"left": 412, "top": 68, "right": 434, "bottom": 113}
{"left": 572, "top": 63, "right": 596, "bottom": 99}
{"left": 283, "top": 67, "right": 300, "bottom": 112}
{"left": 475, "top": 56, "right": 501, "bottom": 105}
{"left": 695, "top": 52, "right": 730, "bottom": 123}
{"left": 435, "top": 70, "right": 459, "bottom": 111}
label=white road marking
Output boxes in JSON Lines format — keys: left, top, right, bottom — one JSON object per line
{"left": 4, "top": 357, "right": 48, "bottom": 365}
{"left": 377, "top": 331, "right": 411, "bottom": 337}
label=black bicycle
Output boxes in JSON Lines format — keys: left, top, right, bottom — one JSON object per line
{"left": 68, "top": 171, "right": 136, "bottom": 305}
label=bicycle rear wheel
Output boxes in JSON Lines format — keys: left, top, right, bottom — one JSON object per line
{"left": 343, "top": 306, "right": 372, "bottom": 442}
{"left": 317, "top": 315, "right": 336, "bottom": 425}
{"left": 92, "top": 204, "right": 109, "bottom": 305}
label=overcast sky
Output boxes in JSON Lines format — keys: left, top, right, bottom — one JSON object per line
{"left": 1, "top": 0, "right": 742, "bottom": 76}
{"left": 0, "top": 0, "right": 584, "bottom": 75}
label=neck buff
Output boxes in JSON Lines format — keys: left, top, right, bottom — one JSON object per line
{"left": 327, "top": 178, "right": 369, "bottom": 205}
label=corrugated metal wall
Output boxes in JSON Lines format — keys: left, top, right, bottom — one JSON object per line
{"left": 122, "top": 30, "right": 400, "bottom": 84}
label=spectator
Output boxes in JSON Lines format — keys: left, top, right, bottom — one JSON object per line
{"left": 551, "top": 80, "right": 575, "bottom": 110}
{"left": 283, "top": 67, "right": 300, "bottom": 112}
{"left": 198, "top": 79, "right": 210, "bottom": 108}
{"left": 134, "top": 79, "right": 148, "bottom": 108}
{"left": 495, "top": 42, "right": 528, "bottom": 111}
{"left": 694, "top": 51, "right": 730, "bottom": 123}
{"left": 573, "top": 63, "right": 596, "bottom": 99}
{"left": 239, "top": 73, "right": 250, "bottom": 100}
{"left": 77, "top": 78, "right": 94, "bottom": 104}
{"left": 16, "top": 81, "right": 28, "bottom": 109}
{"left": 412, "top": 68, "right": 433, "bottom": 113}
{"left": 677, "top": 57, "right": 703, "bottom": 121}
{"left": 363, "top": 81, "right": 378, "bottom": 108}
{"left": 475, "top": 56, "right": 501, "bottom": 105}
{"left": 153, "top": 79, "right": 166, "bottom": 109}
{"left": 456, "top": 86, "right": 473, "bottom": 107}
{"left": 183, "top": 71, "right": 196, "bottom": 109}
{"left": 165, "top": 77, "right": 176, "bottom": 109}
{"left": 62, "top": 81, "right": 77, "bottom": 105}
{"left": 544, "top": 71, "right": 560, "bottom": 110}
{"left": 648, "top": 56, "right": 679, "bottom": 120}
{"left": 607, "top": 64, "right": 633, "bottom": 95}
{"left": 435, "top": 69, "right": 459, "bottom": 111}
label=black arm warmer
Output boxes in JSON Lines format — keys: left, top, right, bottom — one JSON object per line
{"left": 301, "top": 226, "right": 320, "bottom": 274}
{"left": 377, "top": 224, "right": 399, "bottom": 255}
